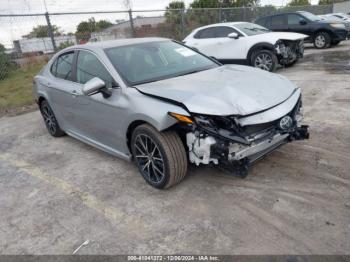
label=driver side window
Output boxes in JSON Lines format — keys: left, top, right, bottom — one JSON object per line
{"left": 76, "top": 51, "right": 116, "bottom": 88}
{"left": 288, "top": 14, "right": 304, "bottom": 25}
{"left": 215, "top": 26, "right": 237, "bottom": 38}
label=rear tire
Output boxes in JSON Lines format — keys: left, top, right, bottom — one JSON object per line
{"left": 251, "top": 49, "right": 277, "bottom": 72}
{"left": 131, "top": 124, "right": 188, "bottom": 189}
{"left": 314, "top": 32, "right": 331, "bottom": 49}
{"left": 40, "top": 100, "right": 65, "bottom": 137}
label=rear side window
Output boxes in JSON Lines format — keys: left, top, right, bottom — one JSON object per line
{"left": 52, "top": 52, "right": 74, "bottom": 80}
{"left": 215, "top": 26, "right": 236, "bottom": 37}
{"left": 271, "top": 15, "right": 286, "bottom": 26}
{"left": 194, "top": 27, "right": 216, "bottom": 39}
{"left": 76, "top": 50, "right": 115, "bottom": 88}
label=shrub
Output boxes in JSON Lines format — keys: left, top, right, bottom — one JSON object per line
{"left": 0, "top": 48, "right": 11, "bottom": 80}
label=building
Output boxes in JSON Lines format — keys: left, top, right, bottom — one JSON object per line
{"left": 13, "top": 35, "right": 77, "bottom": 54}
{"left": 90, "top": 16, "right": 166, "bottom": 42}
{"left": 333, "top": 0, "right": 350, "bottom": 14}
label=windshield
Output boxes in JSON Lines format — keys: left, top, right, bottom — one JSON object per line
{"left": 299, "top": 11, "right": 321, "bottom": 21}
{"left": 234, "top": 22, "right": 270, "bottom": 36}
{"left": 105, "top": 41, "right": 218, "bottom": 86}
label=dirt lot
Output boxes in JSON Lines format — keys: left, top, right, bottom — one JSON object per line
{"left": 0, "top": 41, "right": 349, "bottom": 255}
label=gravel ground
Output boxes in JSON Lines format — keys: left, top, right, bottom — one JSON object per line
{"left": 0, "top": 41, "right": 349, "bottom": 255}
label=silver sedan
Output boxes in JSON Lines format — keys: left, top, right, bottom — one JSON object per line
{"left": 33, "top": 38, "right": 309, "bottom": 189}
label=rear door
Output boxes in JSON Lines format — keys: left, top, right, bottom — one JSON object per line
{"left": 269, "top": 14, "right": 288, "bottom": 32}
{"left": 46, "top": 51, "right": 83, "bottom": 132}
{"left": 186, "top": 27, "right": 217, "bottom": 57}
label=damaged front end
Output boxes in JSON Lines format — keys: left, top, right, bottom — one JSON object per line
{"left": 275, "top": 39, "right": 304, "bottom": 66}
{"left": 176, "top": 92, "right": 309, "bottom": 178}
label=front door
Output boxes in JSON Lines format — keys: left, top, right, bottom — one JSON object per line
{"left": 287, "top": 14, "right": 312, "bottom": 36}
{"left": 70, "top": 50, "right": 126, "bottom": 151}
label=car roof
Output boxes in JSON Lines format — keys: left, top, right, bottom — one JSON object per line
{"left": 194, "top": 22, "right": 248, "bottom": 30}
{"left": 68, "top": 37, "right": 169, "bottom": 51}
{"left": 256, "top": 11, "right": 305, "bottom": 20}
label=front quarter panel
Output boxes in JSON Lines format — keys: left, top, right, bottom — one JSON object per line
{"left": 119, "top": 88, "right": 190, "bottom": 153}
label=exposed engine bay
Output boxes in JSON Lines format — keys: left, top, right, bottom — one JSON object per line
{"left": 183, "top": 93, "right": 309, "bottom": 177}
{"left": 275, "top": 39, "right": 304, "bottom": 66}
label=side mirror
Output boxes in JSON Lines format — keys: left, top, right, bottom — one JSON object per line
{"left": 299, "top": 19, "right": 307, "bottom": 25}
{"left": 82, "top": 77, "right": 105, "bottom": 96}
{"left": 228, "top": 32, "right": 239, "bottom": 39}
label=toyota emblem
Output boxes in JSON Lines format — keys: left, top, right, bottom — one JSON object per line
{"left": 279, "top": 116, "right": 293, "bottom": 130}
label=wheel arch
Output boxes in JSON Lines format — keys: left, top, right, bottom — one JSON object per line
{"left": 125, "top": 116, "right": 179, "bottom": 153}
{"left": 247, "top": 42, "right": 276, "bottom": 61}
{"left": 38, "top": 96, "right": 46, "bottom": 107}
{"left": 312, "top": 29, "right": 334, "bottom": 40}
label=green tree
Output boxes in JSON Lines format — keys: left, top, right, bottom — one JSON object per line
{"left": 190, "top": 0, "right": 259, "bottom": 8}
{"left": 23, "top": 25, "right": 61, "bottom": 38}
{"left": 76, "top": 18, "right": 113, "bottom": 41}
{"left": 0, "top": 43, "right": 11, "bottom": 80}
{"left": 318, "top": 0, "right": 343, "bottom": 4}
{"left": 190, "top": 0, "right": 219, "bottom": 8}
{"left": 162, "top": 1, "right": 186, "bottom": 39}
{"left": 288, "top": 0, "right": 310, "bottom": 6}
{"left": 96, "top": 20, "right": 113, "bottom": 30}
{"left": 57, "top": 41, "right": 75, "bottom": 51}
{"left": 165, "top": 1, "right": 185, "bottom": 24}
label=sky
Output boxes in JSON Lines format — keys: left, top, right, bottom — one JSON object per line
{"left": 0, "top": 0, "right": 320, "bottom": 48}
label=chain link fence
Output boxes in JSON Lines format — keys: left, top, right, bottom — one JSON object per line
{"left": 0, "top": 5, "right": 333, "bottom": 80}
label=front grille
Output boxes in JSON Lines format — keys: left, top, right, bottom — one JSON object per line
{"left": 241, "top": 96, "right": 302, "bottom": 137}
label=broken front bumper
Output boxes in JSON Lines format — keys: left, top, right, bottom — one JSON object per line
{"left": 275, "top": 40, "right": 304, "bottom": 66}
{"left": 228, "top": 125, "right": 309, "bottom": 163}
{"left": 186, "top": 125, "right": 309, "bottom": 178}
{"left": 185, "top": 89, "right": 309, "bottom": 177}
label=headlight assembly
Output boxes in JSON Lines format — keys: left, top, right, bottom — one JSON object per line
{"left": 194, "top": 115, "right": 239, "bottom": 131}
{"left": 168, "top": 112, "right": 194, "bottom": 124}
{"left": 330, "top": 23, "right": 346, "bottom": 29}
{"left": 275, "top": 40, "right": 286, "bottom": 55}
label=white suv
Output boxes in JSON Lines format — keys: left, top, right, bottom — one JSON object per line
{"left": 183, "top": 22, "right": 307, "bottom": 71}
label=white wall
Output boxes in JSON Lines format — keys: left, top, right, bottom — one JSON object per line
{"left": 19, "top": 35, "right": 77, "bottom": 53}
{"left": 333, "top": 1, "right": 350, "bottom": 14}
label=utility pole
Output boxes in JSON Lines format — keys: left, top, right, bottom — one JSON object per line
{"left": 218, "top": 0, "right": 223, "bottom": 22}
{"left": 180, "top": 8, "right": 185, "bottom": 37}
{"left": 128, "top": 9, "right": 135, "bottom": 37}
{"left": 45, "top": 12, "right": 57, "bottom": 52}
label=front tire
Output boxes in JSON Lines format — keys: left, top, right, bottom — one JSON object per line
{"left": 314, "top": 32, "right": 331, "bottom": 49}
{"left": 131, "top": 124, "right": 188, "bottom": 189}
{"left": 251, "top": 49, "right": 277, "bottom": 72}
{"left": 40, "top": 100, "right": 65, "bottom": 137}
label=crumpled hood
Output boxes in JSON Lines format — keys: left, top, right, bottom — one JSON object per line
{"left": 136, "top": 65, "right": 297, "bottom": 116}
{"left": 251, "top": 32, "right": 308, "bottom": 43}
{"left": 264, "top": 32, "right": 308, "bottom": 41}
